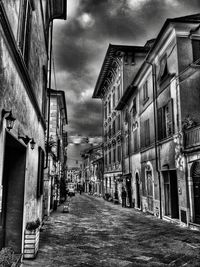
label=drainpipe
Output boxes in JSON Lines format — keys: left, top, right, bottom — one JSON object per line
{"left": 145, "top": 61, "right": 162, "bottom": 219}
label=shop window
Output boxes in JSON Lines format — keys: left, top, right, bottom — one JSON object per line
{"left": 158, "top": 99, "right": 174, "bottom": 140}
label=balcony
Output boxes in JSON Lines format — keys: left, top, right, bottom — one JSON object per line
{"left": 184, "top": 125, "right": 200, "bottom": 150}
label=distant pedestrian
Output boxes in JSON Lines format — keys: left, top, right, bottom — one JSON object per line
{"left": 121, "top": 187, "right": 126, "bottom": 207}
{"left": 79, "top": 185, "right": 82, "bottom": 195}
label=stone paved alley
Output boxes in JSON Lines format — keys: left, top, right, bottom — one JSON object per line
{"left": 22, "top": 194, "right": 200, "bottom": 267}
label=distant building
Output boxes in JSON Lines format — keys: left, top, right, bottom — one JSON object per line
{"left": 44, "top": 89, "right": 68, "bottom": 215}
{"left": 93, "top": 44, "right": 149, "bottom": 202}
{"left": 81, "top": 144, "right": 104, "bottom": 195}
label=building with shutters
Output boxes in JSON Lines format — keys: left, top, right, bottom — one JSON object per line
{"left": 115, "top": 13, "right": 200, "bottom": 229}
{"left": 44, "top": 89, "right": 68, "bottom": 216}
{"left": 0, "top": 0, "right": 67, "bottom": 259}
{"left": 93, "top": 44, "right": 150, "bottom": 203}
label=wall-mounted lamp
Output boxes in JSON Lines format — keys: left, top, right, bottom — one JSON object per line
{"left": 30, "top": 138, "right": 36, "bottom": 150}
{"left": 2, "top": 109, "right": 16, "bottom": 131}
{"left": 18, "top": 135, "right": 31, "bottom": 145}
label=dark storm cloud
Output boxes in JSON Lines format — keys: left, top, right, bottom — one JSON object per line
{"left": 68, "top": 99, "right": 102, "bottom": 136}
{"left": 53, "top": 0, "right": 200, "bottom": 137}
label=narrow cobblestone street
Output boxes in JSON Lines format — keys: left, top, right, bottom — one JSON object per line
{"left": 22, "top": 194, "right": 200, "bottom": 267}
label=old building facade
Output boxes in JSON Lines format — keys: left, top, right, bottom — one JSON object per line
{"left": 94, "top": 14, "right": 200, "bottom": 229}
{"left": 0, "top": 0, "right": 66, "bottom": 257}
{"left": 93, "top": 44, "right": 149, "bottom": 204}
{"left": 44, "top": 89, "right": 67, "bottom": 216}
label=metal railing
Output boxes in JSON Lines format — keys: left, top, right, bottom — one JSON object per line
{"left": 184, "top": 125, "right": 200, "bottom": 149}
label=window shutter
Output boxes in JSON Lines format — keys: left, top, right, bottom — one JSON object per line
{"left": 167, "top": 99, "right": 174, "bottom": 136}
{"left": 50, "top": 0, "right": 67, "bottom": 20}
{"left": 146, "top": 119, "right": 150, "bottom": 146}
{"left": 37, "top": 147, "right": 45, "bottom": 197}
{"left": 192, "top": 39, "right": 200, "bottom": 63}
{"left": 157, "top": 108, "right": 163, "bottom": 140}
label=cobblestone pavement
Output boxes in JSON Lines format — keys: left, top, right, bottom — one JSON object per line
{"left": 21, "top": 194, "right": 200, "bottom": 267}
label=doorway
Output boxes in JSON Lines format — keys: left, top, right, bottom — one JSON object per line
{"left": 191, "top": 161, "right": 200, "bottom": 223}
{"left": 136, "top": 173, "right": 140, "bottom": 209}
{"left": 126, "top": 175, "right": 132, "bottom": 207}
{"left": 0, "top": 133, "right": 26, "bottom": 253}
{"left": 163, "top": 170, "right": 179, "bottom": 219}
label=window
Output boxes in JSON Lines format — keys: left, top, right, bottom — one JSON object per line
{"left": 109, "top": 150, "right": 111, "bottom": 164}
{"left": 132, "top": 98, "right": 137, "bottom": 115}
{"left": 108, "top": 98, "right": 111, "bottom": 114}
{"left": 19, "top": 0, "right": 33, "bottom": 66}
{"left": 117, "top": 146, "right": 121, "bottom": 162}
{"left": 112, "top": 120, "right": 116, "bottom": 135}
{"left": 133, "top": 128, "right": 138, "bottom": 153}
{"left": 117, "top": 84, "right": 120, "bottom": 100}
{"left": 117, "top": 114, "right": 121, "bottom": 131}
{"left": 113, "top": 92, "right": 115, "bottom": 108}
{"left": 108, "top": 125, "right": 111, "bottom": 139}
{"left": 105, "top": 154, "right": 107, "bottom": 166}
{"left": 125, "top": 135, "right": 129, "bottom": 156}
{"left": 37, "top": 147, "right": 45, "bottom": 197}
{"left": 42, "top": 66, "right": 47, "bottom": 118}
{"left": 104, "top": 104, "right": 107, "bottom": 119}
{"left": 141, "top": 119, "right": 150, "bottom": 148}
{"left": 192, "top": 39, "right": 200, "bottom": 64}
{"left": 158, "top": 54, "right": 169, "bottom": 81}
{"left": 158, "top": 99, "right": 174, "bottom": 140}
{"left": 113, "top": 147, "right": 116, "bottom": 163}
{"left": 143, "top": 80, "right": 148, "bottom": 102}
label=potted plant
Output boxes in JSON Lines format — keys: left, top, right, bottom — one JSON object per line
{"left": 0, "top": 247, "right": 21, "bottom": 267}
{"left": 23, "top": 218, "right": 40, "bottom": 259}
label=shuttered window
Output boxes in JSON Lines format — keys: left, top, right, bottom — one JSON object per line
{"left": 157, "top": 99, "right": 174, "bottom": 140}
{"left": 192, "top": 39, "right": 200, "bottom": 64}
{"left": 158, "top": 54, "right": 169, "bottom": 81}
{"left": 141, "top": 119, "right": 150, "bottom": 148}
{"left": 37, "top": 147, "right": 45, "bottom": 198}
{"left": 19, "top": 0, "right": 33, "bottom": 66}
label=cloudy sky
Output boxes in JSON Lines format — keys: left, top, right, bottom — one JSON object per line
{"left": 52, "top": 0, "right": 200, "bottom": 138}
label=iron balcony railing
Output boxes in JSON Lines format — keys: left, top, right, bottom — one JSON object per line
{"left": 184, "top": 125, "right": 200, "bottom": 149}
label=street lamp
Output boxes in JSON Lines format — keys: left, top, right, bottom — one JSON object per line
{"left": 1, "top": 109, "right": 16, "bottom": 131}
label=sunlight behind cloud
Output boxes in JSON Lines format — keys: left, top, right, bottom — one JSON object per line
{"left": 78, "top": 13, "right": 95, "bottom": 29}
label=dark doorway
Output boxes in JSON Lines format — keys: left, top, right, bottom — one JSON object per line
{"left": 136, "top": 173, "right": 140, "bottom": 209}
{"left": 163, "top": 170, "right": 179, "bottom": 219}
{"left": 126, "top": 175, "right": 132, "bottom": 207}
{"left": 191, "top": 161, "right": 200, "bottom": 223}
{"left": 0, "top": 133, "right": 26, "bottom": 253}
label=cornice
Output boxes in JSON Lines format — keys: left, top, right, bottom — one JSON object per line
{"left": 0, "top": 2, "right": 46, "bottom": 129}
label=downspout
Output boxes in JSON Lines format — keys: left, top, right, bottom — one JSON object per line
{"left": 146, "top": 61, "right": 162, "bottom": 219}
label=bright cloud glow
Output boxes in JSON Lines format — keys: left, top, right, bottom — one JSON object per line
{"left": 78, "top": 13, "right": 95, "bottom": 28}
